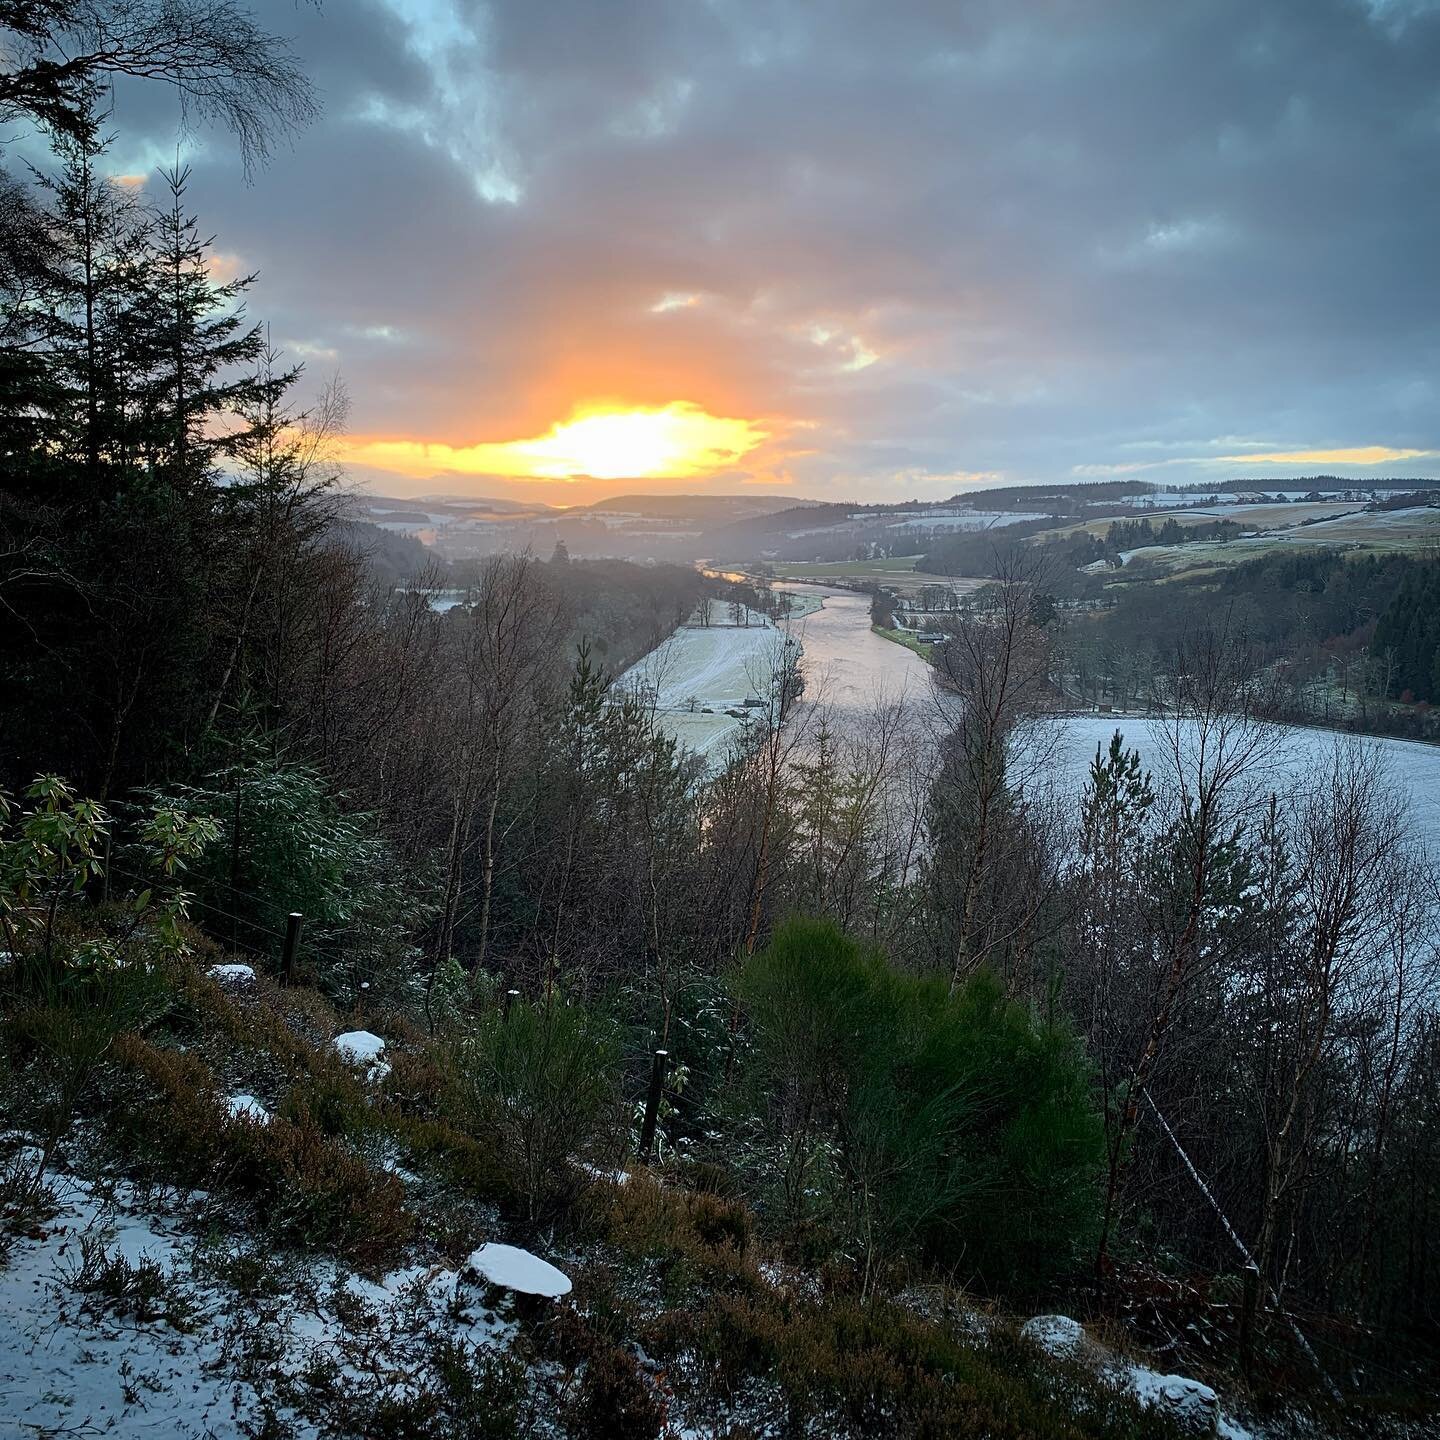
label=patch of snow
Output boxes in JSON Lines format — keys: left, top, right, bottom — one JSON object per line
{"left": 575, "top": 1159, "right": 629, "bottom": 1187}
{"left": 0, "top": 1178, "right": 256, "bottom": 1435}
{"left": 225, "top": 1094, "right": 270, "bottom": 1124}
{"left": 1023, "top": 1313, "right": 1250, "bottom": 1439}
{"left": 207, "top": 962, "right": 255, "bottom": 984}
{"left": 0, "top": 1173, "right": 513, "bottom": 1437}
{"left": 462, "top": 1242, "right": 572, "bottom": 1298}
{"left": 333, "top": 1029, "right": 391, "bottom": 1081}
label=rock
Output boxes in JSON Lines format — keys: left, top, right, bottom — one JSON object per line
{"left": 1021, "top": 1314, "right": 1087, "bottom": 1356}
{"left": 1021, "top": 1314, "right": 1222, "bottom": 1437}
{"left": 461, "top": 1242, "right": 571, "bottom": 1299}
{"left": 208, "top": 962, "right": 255, "bottom": 985}
{"left": 1129, "top": 1367, "right": 1220, "bottom": 1436}
{"left": 333, "top": 1030, "right": 391, "bottom": 1080}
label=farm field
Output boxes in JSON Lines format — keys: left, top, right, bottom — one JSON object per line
{"left": 772, "top": 557, "right": 991, "bottom": 599}
{"left": 1106, "top": 505, "right": 1440, "bottom": 576}
{"left": 615, "top": 611, "right": 794, "bottom": 762}
{"left": 1050, "top": 500, "right": 1362, "bottom": 542}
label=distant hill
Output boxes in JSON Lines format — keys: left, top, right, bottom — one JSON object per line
{"left": 580, "top": 493, "right": 819, "bottom": 521}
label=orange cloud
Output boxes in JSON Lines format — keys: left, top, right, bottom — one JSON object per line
{"left": 342, "top": 401, "right": 768, "bottom": 482}
{"left": 1209, "top": 445, "right": 1433, "bottom": 466}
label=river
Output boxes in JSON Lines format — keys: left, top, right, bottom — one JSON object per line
{"left": 775, "top": 582, "right": 932, "bottom": 720}
{"left": 775, "top": 581, "right": 1440, "bottom": 851}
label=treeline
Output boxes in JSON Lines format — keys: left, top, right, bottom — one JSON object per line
{"left": 918, "top": 514, "right": 1244, "bottom": 581}
{"left": 1372, "top": 560, "right": 1440, "bottom": 703}
{"left": 1056, "top": 548, "right": 1440, "bottom": 728}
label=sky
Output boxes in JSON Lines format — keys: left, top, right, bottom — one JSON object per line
{"left": 102, "top": 0, "right": 1440, "bottom": 503}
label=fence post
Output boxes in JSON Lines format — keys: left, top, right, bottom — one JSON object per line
{"left": 638, "top": 1049, "right": 669, "bottom": 1162}
{"left": 281, "top": 912, "right": 303, "bottom": 984}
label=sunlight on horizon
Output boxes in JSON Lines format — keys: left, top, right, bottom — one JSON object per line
{"left": 343, "top": 401, "right": 767, "bottom": 481}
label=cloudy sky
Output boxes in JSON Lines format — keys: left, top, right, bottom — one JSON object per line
{"left": 106, "top": 0, "right": 1440, "bottom": 502}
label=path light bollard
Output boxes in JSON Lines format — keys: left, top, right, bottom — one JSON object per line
{"left": 280, "top": 912, "right": 303, "bottom": 984}
{"left": 638, "top": 1049, "right": 669, "bottom": 1163}
{"left": 504, "top": 988, "right": 521, "bottom": 1019}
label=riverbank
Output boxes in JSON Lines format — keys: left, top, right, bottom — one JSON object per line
{"left": 872, "top": 625, "right": 937, "bottom": 661}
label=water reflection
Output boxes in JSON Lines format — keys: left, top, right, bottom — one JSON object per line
{"left": 774, "top": 582, "right": 932, "bottom": 722}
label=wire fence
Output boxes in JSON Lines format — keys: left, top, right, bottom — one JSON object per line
{"left": 104, "top": 861, "right": 295, "bottom": 971}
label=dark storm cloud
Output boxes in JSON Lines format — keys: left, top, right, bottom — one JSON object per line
{"left": 101, "top": 0, "right": 1440, "bottom": 495}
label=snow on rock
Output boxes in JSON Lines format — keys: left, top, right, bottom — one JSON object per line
{"left": 225, "top": 1094, "right": 270, "bottom": 1124}
{"left": 1021, "top": 1313, "right": 1087, "bottom": 1356}
{"left": 1128, "top": 1367, "right": 1221, "bottom": 1435}
{"left": 1021, "top": 1314, "right": 1238, "bottom": 1438}
{"left": 207, "top": 962, "right": 255, "bottom": 985}
{"left": 462, "top": 1242, "right": 572, "bottom": 1299}
{"left": 332, "top": 1029, "right": 391, "bottom": 1080}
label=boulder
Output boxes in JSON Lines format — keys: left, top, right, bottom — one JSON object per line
{"left": 462, "top": 1242, "right": 571, "bottom": 1301}
{"left": 208, "top": 962, "right": 256, "bottom": 985}
{"left": 1129, "top": 1368, "right": 1220, "bottom": 1436}
{"left": 333, "top": 1030, "right": 391, "bottom": 1080}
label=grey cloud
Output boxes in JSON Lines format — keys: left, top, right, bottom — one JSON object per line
{"left": 98, "top": 0, "right": 1440, "bottom": 493}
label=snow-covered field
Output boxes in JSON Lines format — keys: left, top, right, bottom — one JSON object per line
{"left": 1044, "top": 715, "right": 1440, "bottom": 852}
{"left": 615, "top": 610, "right": 795, "bottom": 762}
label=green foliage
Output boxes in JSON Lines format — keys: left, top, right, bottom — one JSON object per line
{"left": 462, "top": 997, "right": 621, "bottom": 1225}
{"left": 739, "top": 917, "right": 1104, "bottom": 1291}
{"left": 1, "top": 774, "right": 216, "bottom": 971}
{"left": 0, "top": 775, "right": 109, "bottom": 961}
{"left": 144, "top": 753, "right": 426, "bottom": 1002}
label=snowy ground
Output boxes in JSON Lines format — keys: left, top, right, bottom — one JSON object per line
{"left": 0, "top": 1166, "right": 513, "bottom": 1439}
{"left": 1043, "top": 715, "right": 1440, "bottom": 854}
{"left": 615, "top": 610, "right": 795, "bottom": 763}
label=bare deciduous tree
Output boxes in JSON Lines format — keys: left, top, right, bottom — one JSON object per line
{"left": 1, "top": 1, "right": 318, "bottom": 175}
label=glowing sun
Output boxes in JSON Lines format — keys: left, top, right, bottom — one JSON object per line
{"left": 343, "top": 402, "right": 767, "bottom": 481}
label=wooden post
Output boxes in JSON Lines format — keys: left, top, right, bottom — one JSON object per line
{"left": 281, "top": 912, "right": 303, "bottom": 984}
{"left": 1239, "top": 1261, "right": 1260, "bottom": 1376}
{"left": 504, "top": 988, "right": 520, "bottom": 1018}
{"left": 638, "top": 1049, "right": 669, "bottom": 1162}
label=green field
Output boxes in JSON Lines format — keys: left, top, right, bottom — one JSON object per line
{"left": 873, "top": 626, "right": 937, "bottom": 660}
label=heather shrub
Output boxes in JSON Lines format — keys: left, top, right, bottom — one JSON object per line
{"left": 648, "top": 1289, "right": 1185, "bottom": 1440}
{"left": 106, "top": 1032, "right": 412, "bottom": 1265}
{"left": 297, "top": 1335, "right": 529, "bottom": 1439}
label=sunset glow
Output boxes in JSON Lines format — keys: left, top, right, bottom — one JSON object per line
{"left": 343, "top": 402, "right": 767, "bottom": 482}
